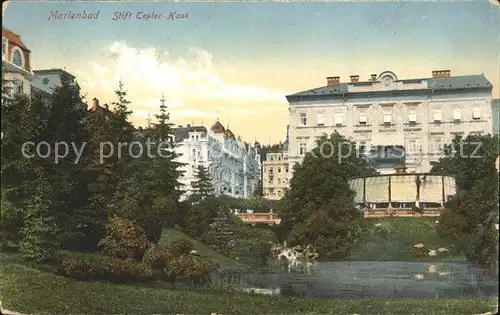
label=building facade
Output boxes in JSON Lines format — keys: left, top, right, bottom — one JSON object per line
{"left": 172, "top": 121, "right": 261, "bottom": 199}
{"left": 492, "top": 99, "right": 500, "bottom": 136}
{"left": 31, "top": 68, "right": 84, "bottom": 110}
{"left": 262, "top": 151, "right": 289, "bottom": 200}
{"left": 286, "top": 70, "right": 494, "bottom": 177}
{"left": 2, "top": 27, "right": 34, "bottom": 98}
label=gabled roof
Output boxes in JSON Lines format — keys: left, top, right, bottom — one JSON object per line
{"left": 224, "top": 128, "right": 235, "bottom": 140}
{"left": 286, "top": 74, "right": 492, "bottom": 102}
{"left": 210, "top": 120, "right": 225, "bottom": 134}
{"left": 2, "top": 28, "right": 30, "bottom": 52}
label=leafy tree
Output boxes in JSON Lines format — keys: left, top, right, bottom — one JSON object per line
{"left": 431, "top": 134, "right": 499, "bottom": 269}
{"left": 191, "top": 165, "right": 214, "bottom": 199}
{"left": 430, "top": 134, "right": 499, "bottom": 191}
{"left": 278, "top": 132, "right": 377, "bottom": 258}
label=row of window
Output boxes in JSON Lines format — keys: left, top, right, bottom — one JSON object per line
{"left": 267, "top": 177, "right": 289, "bottom": 185}
{"left": 266, "top": 165, "right": 289, "bottom": 173}
{"left": 266, "top": 188, "right": 284, "bottom": 197}
{"left": 298, "top": 108, "right": 483, "bottom": 127}
{"left": 267, "top": 154, "right": 284, "bottom": 161}
{"left": 296, "top": 137, "right": 465, "bottom": 157}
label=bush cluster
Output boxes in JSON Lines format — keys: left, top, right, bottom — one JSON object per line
{"left": 99, "top": 216, "right": 151, "bottom": 261}
{"left": 58, "top": 255, "right": 152, "bottom": 283}
{"left": 143, "top": 240, "right": 214, "bottom": 286}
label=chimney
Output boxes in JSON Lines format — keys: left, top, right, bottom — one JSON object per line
{"left": 432, "top": 70, "right": 451, "bottom": 79}
{"left": 92, "top": 97, "right": 99, "bottom": 112}
{"left": 350, "top": 75, "right": 360, "bottom": 83}
{"left": 370, "top": 74, "right": 377, "bottom": 81}
{"left": 327, "top": 76, "right": 340, "bottom": 86}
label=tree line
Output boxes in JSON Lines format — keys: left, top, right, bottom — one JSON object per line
{"left": 1, "top": 77, "right": 183, "bottom": 261}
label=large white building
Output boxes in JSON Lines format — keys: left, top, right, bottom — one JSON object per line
{"left": 172, "top": 121, "right": 261, "bottom": 199}
{"left": 286, "top": 70, "right": 494, "bottom": 176}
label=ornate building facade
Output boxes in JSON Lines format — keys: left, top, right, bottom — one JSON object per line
{"left": 286, "top": 70, "right": 494, "bottom": 178}
{"left": 2, "top": 27, "right": 34, "bottom": 98}
{"left": 173, "top": 121, "right": 261, "bottom": 199}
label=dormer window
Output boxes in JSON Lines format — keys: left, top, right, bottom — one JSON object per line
{"left": 12, "top": 48, "right": 22, "bottom": 67}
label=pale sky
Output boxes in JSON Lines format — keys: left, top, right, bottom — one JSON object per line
{"left": 3, "top": 0, "right": 500, "bottom": 144}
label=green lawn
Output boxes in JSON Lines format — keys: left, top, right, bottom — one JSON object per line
{"left": 0, "top": 261, "right": 497, "bottom": 314}
{"left": 159, "top": 228, "right": 244, "bottom": 268}
{"left": 349, "top": 217, "right": 462, "bottom": 261}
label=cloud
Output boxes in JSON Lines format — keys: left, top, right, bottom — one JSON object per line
{"left": 171, "top": 109, "right": 217, "bottom": 118}
{"left": 140, "top": 97, "right": 183, "bottom": 110}
{"left": 76, "top": 41, "right": 288, "bottom": 126}
{"left": 215, "top": 106, "right": 256, "bottom": 115}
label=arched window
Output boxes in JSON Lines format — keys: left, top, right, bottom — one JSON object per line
{"left": 12, "top": 49, "right": 22, "bottom": 67}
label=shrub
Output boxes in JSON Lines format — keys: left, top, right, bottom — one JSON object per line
{"left": 143, "top": 242, "right": 214, "bottom": 286}
{"left": 99, "top": 216, "right": 151, "bottom": 261}
{"left": 0, "top": 191, "right": 23, "bottom": 251}
{"left": 165, "top": 239, "right": 193, "bottom": 257}
{"left": 58, "top": 255, "right": 152, "bottom": 283}
{"left": 234, "top": 238, "right": 272, "bottom": 267}
{"left": 143, "top": 244, "right": 171, "bottom": 279}
{"left": 170, "top": 254, "right": 214, "bottom": 286}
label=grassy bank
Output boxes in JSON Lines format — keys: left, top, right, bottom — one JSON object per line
{"left": 159, "top": 228, "right": 243, "bottom": 268}
{"left": 349, "top": 217, "right": 462, "bottom": 261}
{"left": 0, "top": 261, "right": 497, "bottom": 314}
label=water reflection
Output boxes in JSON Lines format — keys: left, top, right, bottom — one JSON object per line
{"left": 220, "top": 261, "right": 498, "bottom": 299}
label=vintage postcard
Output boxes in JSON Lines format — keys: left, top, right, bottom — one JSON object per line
{"left": 1, "top": 0, "right": 499, "bottom": 314}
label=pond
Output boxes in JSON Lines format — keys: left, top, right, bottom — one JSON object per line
{"left": 219, "top": 260, "right": 498, "bottom": 300}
